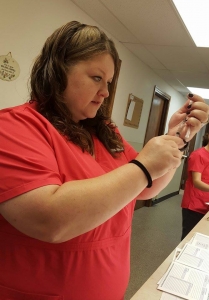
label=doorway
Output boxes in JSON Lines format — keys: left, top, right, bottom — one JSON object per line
{"left": 135, "top": 86, "right": 171, "bottom": 210}
{"left": 143, "top": 86, "right": 170, "bottom": 146}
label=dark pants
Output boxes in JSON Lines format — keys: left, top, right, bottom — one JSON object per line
{"left": 181, "top": 208, "right": 205, "bottom": 240}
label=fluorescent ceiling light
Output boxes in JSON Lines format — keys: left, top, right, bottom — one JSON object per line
{"left": 187, "top": 87, "right": 209, "bottom": 99}
{"left": 172, "top": 0, "right": 209, "bottom": 47}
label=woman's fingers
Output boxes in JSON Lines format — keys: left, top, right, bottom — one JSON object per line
{"left": 187, "top": 102, "right": 209, "bottom": 124}
{"left": 136, "top": 136, "right": 183, "bottom": 180}
{"left": 168, "top": 94, "right": 209, "bottom": 141}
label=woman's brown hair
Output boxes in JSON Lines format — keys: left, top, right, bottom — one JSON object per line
{"left": 202, "top": 132, "right": 209, "bottom": 147}
{"left": 30, "top": 21, "right": 123, "bottom": 156}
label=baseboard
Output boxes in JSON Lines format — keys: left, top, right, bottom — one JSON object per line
{"left": 152, "top": 191, "right": 179, "bottom": 206}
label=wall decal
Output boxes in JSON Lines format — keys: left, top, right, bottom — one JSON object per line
{"left": 0, "top": 52, "right": 20, "bottom": 81}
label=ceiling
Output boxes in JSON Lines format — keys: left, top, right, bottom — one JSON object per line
{"left": 71, "top": 0, "right": 209, "bottom": 99}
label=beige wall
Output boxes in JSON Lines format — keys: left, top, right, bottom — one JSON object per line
{"left": 0, "top": 0, "right": 187, "bottom": 197}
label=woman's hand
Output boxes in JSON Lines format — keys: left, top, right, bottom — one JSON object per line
{"left": 168, "top": 94, "right": 209, "bottom": 141}
{"left": 135, "top": 135, "right": 183, "bottom": 181}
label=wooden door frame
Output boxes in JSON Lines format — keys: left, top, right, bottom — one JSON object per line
{"left": 143, "top": 86, "right": 170, "bottom": 146}
{"left": 135, "top": 86, "right": 171, "bottom": 210}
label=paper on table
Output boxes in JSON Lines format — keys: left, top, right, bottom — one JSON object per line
{"left": 158, "top": 248, "right": 182, "bottom": 286}
{"left": 190, "top": 232, "right": 209, "bottom": 250}
{"left": 158, "top": 262, "right": 209, "bottom": 300}
{"left": 175, "top": 243, "right": 209, "bottom": 273}
{"left": 160, "top": 292, "right": 184, "bottom": 300}
{"left": 158, "top": 233, "right": 209, "bottom": 300}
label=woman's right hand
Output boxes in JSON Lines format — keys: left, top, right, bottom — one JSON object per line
{"left": 135, "top": 135, "right": 184, "bottom": 180}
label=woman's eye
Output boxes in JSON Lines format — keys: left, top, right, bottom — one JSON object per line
{"left": 93, "top": 77, "right": 111, "bottom": 87}
{"left": 93, "top": 76, "right": 102, "bottom": 82}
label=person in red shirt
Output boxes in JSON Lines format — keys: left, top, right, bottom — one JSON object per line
{"left": 0, "top": 21, "right": 208, "bottom": 300}
{"left": 181, "top": 133, "right": 209, "bottom": 240}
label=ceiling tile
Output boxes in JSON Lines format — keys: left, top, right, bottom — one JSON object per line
{"left": 197, "top": 48, "right": 209, "bottom": 70}
{"left": 152, "top": 69, "right": 189, "bottom": 92}
{"left": 146, "top": 45, "right": 208, "bottom": 72}
{"left": 71, "top": 0, "right": 138, "bottom": 42}
{"left": 171, "top": 71, "right": 209, "bottom": 89}
{"left": 122, "top": 43, "right": 166, "bottom": 69}
{"left": 101, "top": 0, "right": 194, "bottom": 46}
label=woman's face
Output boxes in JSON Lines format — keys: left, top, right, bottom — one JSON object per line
{"left": 63, "top": 53, "right": 115, "bottom": 123}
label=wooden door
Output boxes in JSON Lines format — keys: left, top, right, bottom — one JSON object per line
{"left": 144, "top": 95, "right": 168, "bottom": 145}
{"left": 135, "top": 86, "right": 170, "bottom": 210}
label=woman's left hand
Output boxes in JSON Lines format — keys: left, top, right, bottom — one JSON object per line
{"left": 168, "top": 94, "right": 209, "bottom": 142}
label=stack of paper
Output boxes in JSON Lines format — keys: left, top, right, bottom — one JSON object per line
{"left": 157, "top": 233, "right": 209, "bottom": 300}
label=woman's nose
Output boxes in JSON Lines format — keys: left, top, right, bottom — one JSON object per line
{"left": 98, "top": 84, "right": 109, "bottom": 98}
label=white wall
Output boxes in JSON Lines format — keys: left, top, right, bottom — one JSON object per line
{"left": 0, "top": 0, "right": 186, "bottom": 196}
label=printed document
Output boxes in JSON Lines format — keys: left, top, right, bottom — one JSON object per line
{"left": 158, "top": 261, "right": 209, "bottom": 299}
{"left": 158, "top": 233, "right": 209, "bottom": 299}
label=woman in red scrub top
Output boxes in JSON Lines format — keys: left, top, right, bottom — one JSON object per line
{"left": 0, "top": 21, "right": 208, "bottom": 300}
{"left": 181, "top": 132, "right": 209, "bottom": 240}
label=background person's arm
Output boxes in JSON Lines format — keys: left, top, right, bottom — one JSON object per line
{"left": 192, "top": 171, "right": 209, "bottom": 192}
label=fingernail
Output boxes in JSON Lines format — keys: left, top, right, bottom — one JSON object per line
{"left": 187, "top": 104, "right": 192, "bottom": 109}
{"left": 188, "top": 93, "right": 193, "bottom": 97}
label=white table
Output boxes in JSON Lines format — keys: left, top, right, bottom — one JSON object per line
{"left": 130, "top": 211, "right": 209, "bottom": 300}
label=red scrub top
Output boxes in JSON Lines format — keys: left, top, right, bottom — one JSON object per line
{"left": 181, "top": 147, "right": 209, "bottom": 214}
{"left": 0, "top": 102, "right": 138, "bottom": 300}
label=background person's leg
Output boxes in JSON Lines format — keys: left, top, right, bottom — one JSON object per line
{"left": 181, "top": 208, "right": 204, "bottom": 240}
